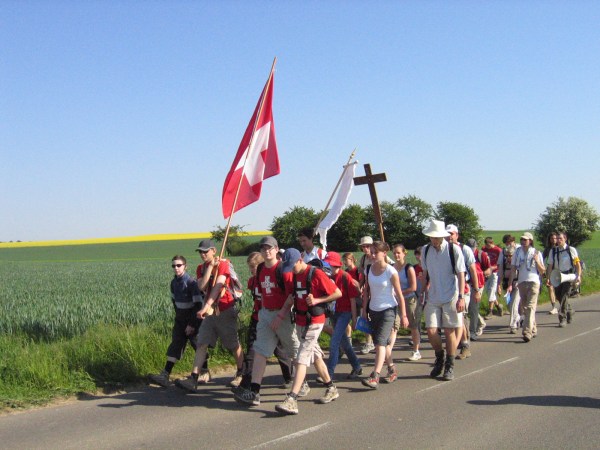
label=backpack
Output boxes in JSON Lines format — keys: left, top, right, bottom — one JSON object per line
{"left": 293, "top": 265, "right": 337, "bottom": 323}
{"left": 476, "top": 249, "right": 492, "bottom": 278}
{"left": 222, "top": 259, "right": 244, "bottom": 302}
{"left": 255, "top": 261, "right": 285, "bottom": 292}
{"left": 471, "top": 255, "right": 486, "bottom": 289}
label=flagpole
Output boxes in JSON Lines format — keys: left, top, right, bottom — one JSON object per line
{"left": 219, "top": 57, "right": 277, "bottom": 261}
{"left": 313, "top": 148, "right": 357, "bottom": 236}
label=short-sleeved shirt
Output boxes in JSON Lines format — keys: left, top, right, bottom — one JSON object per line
{"left": 367, "top": 264, "right": 399, "bottom": 311}
{"left": 293, "top": 267, "right": 337, "bottom": 326}
{"left": 197, "top": 260, "right": 235, "bottom": 311}
{"left": 301, "top": 247, "right": 327, "bottom": 263}
{"left": 257, "top": 261, "right": 293, "bottom": 310}
{"left": 345, "top": 266, "right": 360, "bottom": 282}
{"left": 548, "top": 244, "right": 579, "bottom": 273}
{"left": 512, "top": 246, "right": 543, "bottom": 284}
{"left": 421, "top": 240, "right": 466, "bottom": 305}
{"left": 332, "top": 270, "right": 361, "bottom": 312}
{"left": 482, "top": 246, "right": 501, "bottom": 272}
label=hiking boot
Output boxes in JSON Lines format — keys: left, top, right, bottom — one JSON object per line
{"left": 317, "top": 385, "right": 339, "bottom": 404}
{"left": 559, "top": 320, "right": 567, "bottom": 328}
{"left": 298, "top": 381, "right": 310, "bottom": 397}
{"left": 456, "top": 346, "right": 471, "bottom": 360}
{"left": 430, "top": 350, "right": 445, "bottom": 378}
{"left": 548, "top": 306, "right": 558, "bottom": 315}
{"left": 496, "top": 304, "right": 505, "bottom": 316}
{"left": 275, "top": 395, "right": 298, "bottom": 415}
{"left": 523, "top": 334, "right": 531, "bottom": 342}
{"left": 175, "top": 375, "right": 198, "bottom": 393}
{"left": 347, "top": 367, "right": 363, "bottom": 379}
{"left": 408, "top": 350, "right": 422, "bottom": 361}
{"left": 360, "top": 342, "right": 375, "bottom": 354}
{"left": 361, "top": 372, "right": 379, "bottom": 389}
{"left": 510, "top": 328, "right": 517, "bottom": 334}
{"left": 442, "top": 359, "right": 455, "bottom": 381}
{"left": 382, "top": 366, "right": 397, "bottom": 383}
{"left": 197, "top": 369, "right": 211, "bottom": 384}
{"left": 148, "top": 370, "right": 170, "bottom": 387}
{"left": 234, "top": 387, "right": 260, "bottom": 406}
{"left": 229, "top": 369, "right": 243, "bottom": 388}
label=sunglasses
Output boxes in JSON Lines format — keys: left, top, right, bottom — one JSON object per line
{"left": 171, "top": 263, "right": 184, "bottom": 268}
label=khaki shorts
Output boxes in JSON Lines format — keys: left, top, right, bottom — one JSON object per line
{"left": 295, "top": 323, "right": 325, "bottom": 367}
{"left": 253, "top": 308, "right": 300, "bottom": 360}
{"left": 403, "top": 295, "right": 421, "bottom": 329}
{"left": 196, "top": 306, "right": 240, "bottom": 351}
{"left": 425, "top": 296, "right": 463, "bottom": 329}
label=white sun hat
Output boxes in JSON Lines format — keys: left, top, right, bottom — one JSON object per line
{"left": 423, "top": 219, "right": 450, "bottom": 238}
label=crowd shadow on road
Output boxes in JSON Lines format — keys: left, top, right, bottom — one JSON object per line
{"left": 468, "top": 395, "right": 600, "bottom": 409}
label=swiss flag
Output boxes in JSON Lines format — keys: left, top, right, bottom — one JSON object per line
{"left": 222, "top": 64, "right": 279, "bottom": 219}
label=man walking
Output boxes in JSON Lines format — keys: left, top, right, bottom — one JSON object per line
{"left": 421, "top": 220, "right": 466, "bottom": 381}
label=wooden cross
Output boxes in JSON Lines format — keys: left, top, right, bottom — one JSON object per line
{"left": 353, "top": 163, "right": 387, "bottom": 241}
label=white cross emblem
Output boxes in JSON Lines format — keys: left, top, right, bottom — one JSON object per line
{"left": 262, "top": 275, "right": 273, "bottom": 294}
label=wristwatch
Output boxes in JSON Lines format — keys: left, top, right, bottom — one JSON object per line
{"left": 458, "top": 295, "right": 465, "bottom": 299}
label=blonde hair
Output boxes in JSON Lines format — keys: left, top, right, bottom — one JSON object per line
{"left": 342, "top": 252, "right": 356, "bottom": 264}
{"left": 372, "top": 241, "right": 390, "bottom": 253}
{"left": 392, "top": 244, "right": 407, "bottom": 254}
{"left": 246, "top": 251, "right": 264, "bottom": 266}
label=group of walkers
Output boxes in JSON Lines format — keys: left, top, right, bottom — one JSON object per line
{"left": 149, "top": 220, "right": 582, "bottom": 415}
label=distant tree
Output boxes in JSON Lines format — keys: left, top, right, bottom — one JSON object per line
{"left": 326, "top": 204, "right": 368, "bottom": 251}
{"left": 363, "top": 201, "right": 406, "bottom": 244}
{"left": 270, "top": 206, "right": 319, "bottom": 249}
{"left": 435, "top": 201, "right": 482, "bottom": 243}
{"left": 533, "top": 196, "right": 600, "bottom": 247}
{"left": 211, "top": 224, "right": 249, "bottom": 256}
{"left": 395, "top": 195, "right": 434, "bottom": 249}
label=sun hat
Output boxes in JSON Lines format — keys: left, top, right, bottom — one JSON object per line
{"left": 445, "top": 224, "right": 459, "bottom": 234}
{"left": 423, "top": 219, "right": 450, "bottom": 238}
{"left": 196, "top": 239, "right": 216, "bottom": 252}
{"left": 281, "top": 248, "right": 301, "bottom": 273}
{"left": 359, "top": 236, "right": 373, "bottom": 246}
{"left": 324, "top": 251, "right": 343, "bottom": 268}
{"left": 520, "top": 232, "right": 534, "bottom": 241}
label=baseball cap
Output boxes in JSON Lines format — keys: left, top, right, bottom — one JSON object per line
{"left": 324, "top": 251, "right": 343, "bottom": 268}
{"left": 520, "top": 232, "right": 534, "bottom": 241}
{"left": 196, "top": 239, "right": 216, "bottom": 252}
{"left": 259, "top": 236, "right": 278, "bottom": 248}
{"left": 281, "top": 248, "right": 301, "bottom": 273}
{"left": 445, "top": 224, "right": 459, "bottom": 234}
{"left": 359, "top": 236, "right": 373, "bottom": 246}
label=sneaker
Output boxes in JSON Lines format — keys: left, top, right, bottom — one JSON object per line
{"left": 559, "top": 320, "right": 567, "bottom": 328}
{"left": 484, "top": 314, "right": 492, "bottom": 320}
{"left": 361, "top": 372, "right": 379, "bottom": 389}
{"left": 347, "top": 367, "right": 363, "bottom": 379}
{"left": 430, "top": 351, "right": 445, "bottom": 378}
{"left": 566, "top": 311, "right": 573, "bottom": 324}
{"left": 315, "top": 376, "right": 325, "bottom": 385}
{"left": 408, "top": 351, "right": 422, "bottom": 361}
{"left": 234, "top": 387, "right": 260, "bottom": 406}
{"left": 408, "top": 339, "right": 414, "bottom": 347}
{"left": 360, "top": 342, "right": 375, "bottom": 354}
{"left": 470, "top": 334, "right": 478, "bottom": 342}
{"left": 497, "top": 304, "right": 505, "bottom": 316}
{"left": 229, "top": 369, "right": 243, "bottom": 388}
{"left": 197, "top": 369, "right": 211, "bottom": 384}
{"left": 281, "top": 379, "right": 293, "bottom": 389}
{"left": 456, "top": 346, "right": 471, "bottom": 360}
{"left": 442, "top": 363, "right": 455, "bottom": 381}
{"left": 382, "top": 366, "right": 397, "bottom": 383}
{"left": 548, "top": 306, "right": 558, "bottom": 315}
{"left": 522, "top": 334, "right": 531, "bottom": 343}
{"left": 275, "top": 395, "right": 298, "bottom": 415}
{"left": 476, "top": 322, "right": 486, "bottom": 336}
{"left": 175, "top": 376, "right": 198, "bottom": 393}
{"left": 148, "top": 370, "right": 170, "bottom": 387}
{"left": 298, "top": 381, "right": 310, "bottom": 397}
{"left": 510, "top": 328, "right": 517, "bottom": 334}
{"left": 317, "top": 385, "right": 339, "bottom": 404}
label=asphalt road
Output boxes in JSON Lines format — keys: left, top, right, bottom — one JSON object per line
{"left": 2, "top": 293, "right": 599, "bottom": 449}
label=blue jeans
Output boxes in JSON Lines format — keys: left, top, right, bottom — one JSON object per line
{"left": 327, "top": 311, "right": 361, "bottom": 378}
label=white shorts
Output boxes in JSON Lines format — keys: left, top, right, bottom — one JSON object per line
{"left": 425, "top": 296, "right": 463, "bottom": 329}
{"left": 295, "top": 323, "right": 325, "bottom": 367}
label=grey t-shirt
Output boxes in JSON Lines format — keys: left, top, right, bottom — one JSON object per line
{"left": 422, "top": 240, "right": 466, "bottom": 305}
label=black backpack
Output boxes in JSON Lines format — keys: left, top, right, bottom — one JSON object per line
{"left": 292, "top": 265, "right": 337, "bottom": 324}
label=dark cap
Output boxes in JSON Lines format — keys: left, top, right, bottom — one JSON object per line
{"left": 281, "top": 248, "right": 301, "bottom": 273}
{"left": 259, "top": 236, "right": 278, "bottom": 248}
{"left": 196, "top": 239, "right": 216, "bottom": 252}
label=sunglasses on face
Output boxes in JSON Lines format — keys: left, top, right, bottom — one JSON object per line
{"left": 172, "top": 263, "right": 184, "bottom": 268}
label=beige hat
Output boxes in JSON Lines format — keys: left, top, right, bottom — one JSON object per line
{"left": 520, "top": 232, "right": 534, "bottom": 241}
{"left": 359, "top": 236, "right": 373, "bottom": 246}
{"left": 423, "top": 219, "right": 450, "bottom": 238}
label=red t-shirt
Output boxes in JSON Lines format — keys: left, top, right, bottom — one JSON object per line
{"left": 293, "top": 267, "right": 337, "bottom": 326}
{"left": 247, "top": 276, "right": 261, "bottom": 321}
{"left": 257, "top": 261, "right": 293, "bottom": 310}
{"left": 345, "top": 266, "right": 360, "bottom": 282}
{"left": 196, "top": 260, "right": 235, "bottom": 311}
{"left": 332, "top": 270, "right": 361, "bottom": 312}
{"left": 481, "top": 246, "right": 501, "bottom": 272}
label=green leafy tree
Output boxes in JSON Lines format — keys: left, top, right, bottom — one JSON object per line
{"left": 270, "top": 206, "right": 319, "bottom": 249}
{"left": 435, "top": 201, "right": 482, "bottom": 243}
{"left": 396, "top": 195, "right": 434, "bottom": 249}
{"left": 210, "top": 224, "right": 249, "bottom": 256}
{"left": 327, "top": 204, "right": 369, "bottom": 251}
{"left": 533, "top": 196, "right": 600, "bottom": 247}
{"left": 362, "top": 201, "right": 404, "bottom": 244}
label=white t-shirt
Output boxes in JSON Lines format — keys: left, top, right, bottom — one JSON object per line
{"left": 512, "top": 246, "right": 543, "bottom": 284}
{"left": 367, "top": 264, "right": 399, "bottom": 311}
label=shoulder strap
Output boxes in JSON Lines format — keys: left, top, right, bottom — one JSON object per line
{"left": 448, "top": 242, "right": 456, "bottom": 274}
{"left": 404, "top": 263, "right": 412, "bottom": 278}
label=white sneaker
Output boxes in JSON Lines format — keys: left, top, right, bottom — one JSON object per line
{"left": 317, "top": 385, "right": 339, "bottom": 404}
{"left": 298, "top": 381, "right": 310, "bottom": 397}
{"left": 408, "top": 351, "right": 422, "bottom": 361}
{"left": 548, "top": 307, "right": 558, "bottom": 315}
{"left": 476, "top": 322, "right": 486, "bottom": 336}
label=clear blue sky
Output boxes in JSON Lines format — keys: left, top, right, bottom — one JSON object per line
{"left": 2, "top": 1, "right": 599, "bottom": 241}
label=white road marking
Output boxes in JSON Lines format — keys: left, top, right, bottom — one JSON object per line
{"left": 247, "top": 422, "right": 332, "bottom": 449}
{"left": 417, "top": 357, "right": 520, "bottom": 393}
{"left": 553, "top": 326, "right": 600, "bottom": 345}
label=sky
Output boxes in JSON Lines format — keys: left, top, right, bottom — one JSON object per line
{"left": 2, "top": 0, "right": 599, "bottom": 242}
